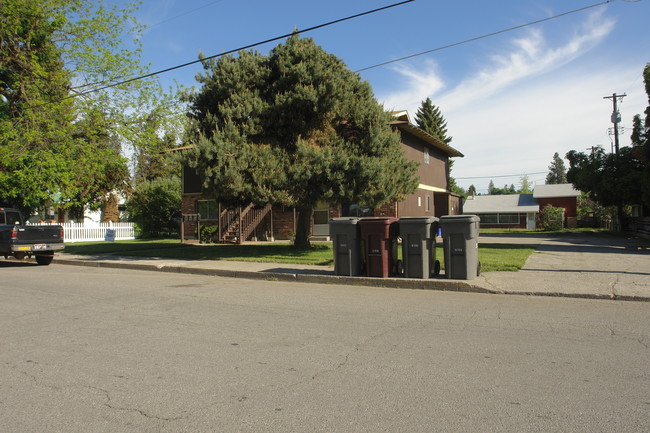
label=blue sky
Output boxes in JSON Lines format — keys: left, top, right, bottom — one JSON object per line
{"left": 132, "top": 0, "right": 650, "bottom": 193}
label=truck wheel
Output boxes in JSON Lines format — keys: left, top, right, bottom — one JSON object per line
{"left": 35, "top": 254, "right": 54, "bottom": 266}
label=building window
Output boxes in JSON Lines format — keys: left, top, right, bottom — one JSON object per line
{"left": 476, "top": 213, "right": 521, "bottom": 224}
{"left": 426, "top": 195, "right": 431, "bottom": 212}
{"left": 424, "top": 148, "right": 430, "bottom": 164}
{"left": 418, "top": 197, "right": 422, "bottom": 207}
{"left": 196, "top": 200, "right": 217, "bottom": 220}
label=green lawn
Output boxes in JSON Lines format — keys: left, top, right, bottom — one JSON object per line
{"left": 63, "top": 239, "right": 535, "bottom": 272}
{"left": 63, "top": 240, "right": 334, "bottom": 266}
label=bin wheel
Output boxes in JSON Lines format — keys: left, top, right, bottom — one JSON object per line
{"left": 433, "top": 260, "right": 441, "bottom": 276}
{"left": 395, "top": 260, "right": 403, "bottom": 276}
{"left": 477, "top": 261, "right": 481, "bottom": 277}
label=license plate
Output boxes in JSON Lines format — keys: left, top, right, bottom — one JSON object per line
{"left": 17, "top": 246, "right": 31, "bottom": 251}
{"left": 33, "top": 244, "right": 47, "bottom": 250}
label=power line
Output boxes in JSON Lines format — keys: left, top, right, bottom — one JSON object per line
{"left": 64, "top": 0, "right": 415, "bottom": 101}
{"left": 355, "top": 0, "right": 617, "bottom": 73}
{"left": 456, "top": 171, "right": 547, "bottom": 180}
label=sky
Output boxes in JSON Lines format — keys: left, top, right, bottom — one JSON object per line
{"left": 129, "top": 0, "right": 650, "bottom": 193}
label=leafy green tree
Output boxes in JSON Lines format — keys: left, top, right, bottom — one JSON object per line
{"left": 0, "top": 0, "right": 172, "bottom": 217}
{"left": 127, "top": 177, "right": 181, "bottom": 238}
{"left": 566, "top": 146, "right": 644, "bottom": 209}
{"left": 467, "top": 184, "right": 477, "bottom": 196}
{"left": 546, "top": 152, "right": 568, "bottom": 184}
{"left": 631, "top": 63, "right": 650, "bottom": 208}
{"left": 519, "top": 175, "right": 532, "bottom": 194}
{"left": 185, "top": 35, "right": 419, "bottom": 248}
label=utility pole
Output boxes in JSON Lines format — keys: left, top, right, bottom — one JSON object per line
{"left": 603, "top": 93, "right": 626, "bottom": 231}
{"left": 603, "top": 93, "right": 626, "bottom": 154}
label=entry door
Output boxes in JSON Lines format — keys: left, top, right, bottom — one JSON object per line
{"left": 313, "top": 202, "right": 330, "bottom": 236}
{"left": 526, "top": 213, "right": 536, "bottom": 230}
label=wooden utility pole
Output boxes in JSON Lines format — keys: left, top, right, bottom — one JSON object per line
{"left": 603, "top": 92, "right": 627, "bottom": 231}
{"left": 603, "top": 93, "right": 626, "bottom": 154}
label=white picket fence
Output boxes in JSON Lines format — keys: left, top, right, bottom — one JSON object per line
{"left": 30, "top": 222, "right": 136, "bottom": 243}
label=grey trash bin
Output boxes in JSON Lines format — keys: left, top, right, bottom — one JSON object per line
{"left": 329, "top": 217, "right": 362, "bottom": 276}
{"left": 440, "top": 215, "right": 480, "bottom": 280}
{"left": 398, "top": 217, "right": 440, "bottom": 279}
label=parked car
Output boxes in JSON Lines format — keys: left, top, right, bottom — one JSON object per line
{"left": 0, "top": 207, "right": 65, "bottom": 265}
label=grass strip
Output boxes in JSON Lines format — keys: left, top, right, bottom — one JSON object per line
{"left": 63, "top": 239, "right": 535, "bottom": 272}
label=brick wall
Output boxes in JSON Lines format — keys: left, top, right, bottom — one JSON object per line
{"left": 272, "top": 206, "right": 296, "bottom": 240}
{"left": 374, "top": 202, "right": 398, "bottom": 218}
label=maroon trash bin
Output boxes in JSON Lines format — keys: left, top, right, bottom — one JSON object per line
{"left": 359, "top": 217, "right": 399, "bottom": 278}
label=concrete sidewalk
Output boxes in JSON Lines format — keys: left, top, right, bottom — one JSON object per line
{"left": 53, "top": 233, "right": 650, "bottom": 301}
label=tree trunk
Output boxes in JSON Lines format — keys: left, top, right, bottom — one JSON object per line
{"left": 294, "top": 205, "right": 313, "bottom": 249}
{"left": 70, "top": 205, "right": 85, "bottom": 224}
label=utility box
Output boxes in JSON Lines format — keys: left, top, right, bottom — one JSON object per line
{"left": 398, "top": 217, "right": 440, "bottom": 279}
{"left": 359, "top": 217, "right": 399, "bottom": 278}
{"left": 440, "top": 215, "right": 480, "bottom": 280}
{"left": 329, "top": 217, "right": 362, "bottom": 276}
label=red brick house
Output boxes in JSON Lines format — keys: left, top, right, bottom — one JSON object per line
{"left": 181, "top": 111, "right": 464, "bottom": 242}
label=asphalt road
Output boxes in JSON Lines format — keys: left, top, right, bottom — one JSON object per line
{"left": 1, "top": 262, "right": 649, "bottom": 433}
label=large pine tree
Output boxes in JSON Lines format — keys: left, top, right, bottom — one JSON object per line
{"left": 546, "top": 152, "right": 568, "bottom": 184}
{"left": 185, "top": 35, "right": 419, "bottom": 248}
{"left": 414, "top": 98, "right": 452, "bottom": 144}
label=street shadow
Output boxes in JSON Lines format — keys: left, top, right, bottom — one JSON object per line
{"left": 480, "top": 232, "right": 551, "bottom": 239}
{"left": 520, "top": 268, "right": 650, "bottom": 277}
{"left": 480, "top": 243, "right": 539, "bottom": 250}
{"left": 0, "top": 260, "right": 39, "bottom": 268}
{"left": 536, "top": 243, "right": 650, "bottom": 255}
{"left": 262, "top": 267, "right": 334, "bottom": 276}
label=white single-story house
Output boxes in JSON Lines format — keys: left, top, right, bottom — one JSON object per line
{"left": 463, "top": 184, "right": 581, "bottom": 229}
{"left": 464, "top": 194, "right": 539, "bottom": 229}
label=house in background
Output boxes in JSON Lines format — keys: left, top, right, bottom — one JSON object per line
{"left": 463, "top": 194, "right": 539, "bottom": 229}
{"left": 463, "top": 183, "right": 581, "bottom": 229}
{"left": 181, "top": 111, "right": 464, "bottom": 242}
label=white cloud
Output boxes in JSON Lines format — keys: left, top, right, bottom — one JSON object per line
{"left": 381, "top": 59, "right": 445, "bottom": 112}
{"left": 380, "top": 10, "right": 616, "bottom": 115}
{"left": 448, "top": 64, "right": 646, "bottom": 192}
{"left": 439, "top": 10, "right": 615, "bottom": 112}
{"left": 376, "top": 10, "right": 628, "bottom": 193}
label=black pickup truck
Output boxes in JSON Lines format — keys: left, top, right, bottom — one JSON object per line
{"left": 0, "top": 207, "right": 65, "bottom": 265}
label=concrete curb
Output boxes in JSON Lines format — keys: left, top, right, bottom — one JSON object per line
{"left": 53, "top": 258, "right": 650, "bottom": 302}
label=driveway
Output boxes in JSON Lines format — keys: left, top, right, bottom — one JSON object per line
{"left": 476, "top": 232, "right": 650, "bottom": 300}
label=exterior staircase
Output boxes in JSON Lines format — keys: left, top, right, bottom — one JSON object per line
{"left": 218, "top": 203, "right": 272, "bottom": 244}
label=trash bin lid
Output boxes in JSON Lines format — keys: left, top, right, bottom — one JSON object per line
{"left": 358, "top": 217, "right": 398, "bottom": 225}
{"left": 398, "top": 216, "right": 439, "bottom": 225}
{"left": 440, "top": 215, "right": 480, "bottom": 223}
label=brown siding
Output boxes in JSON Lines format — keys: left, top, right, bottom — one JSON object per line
{"left": 399, "top": 189, "right": 435, "bottom": 217}
{"left": 399, "top": 131, "right": 449, "bottom": 190}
